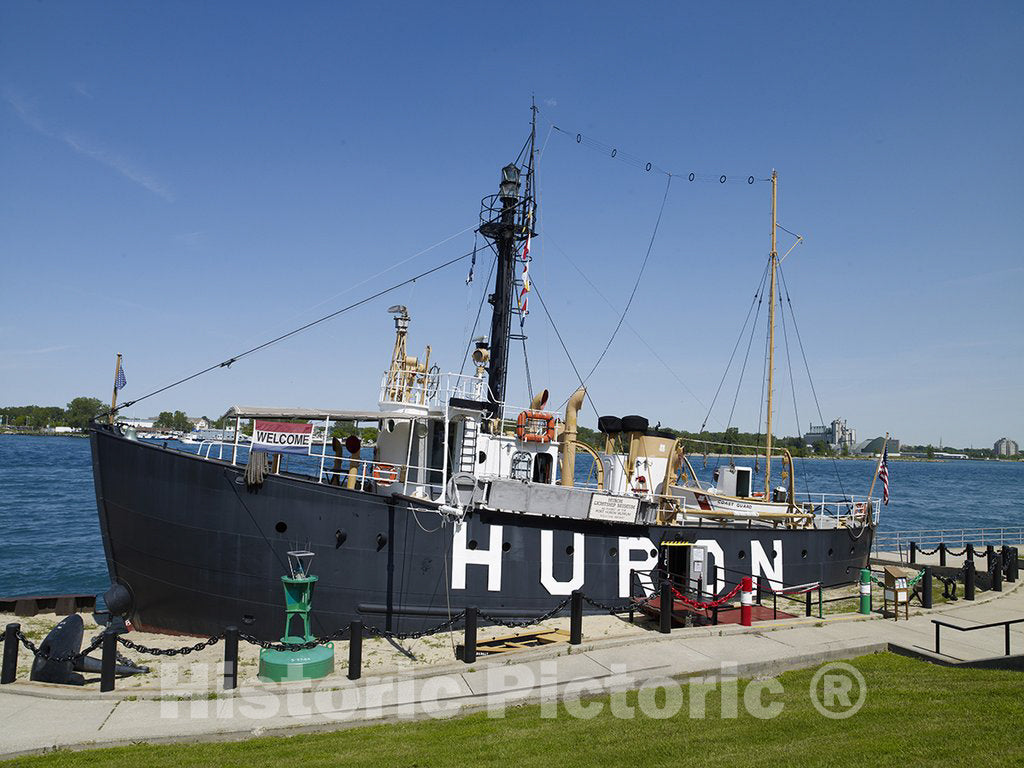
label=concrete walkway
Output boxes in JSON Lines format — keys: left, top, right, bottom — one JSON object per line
{"left": 1, "top": 578, "right": 1021, "bottom": 759}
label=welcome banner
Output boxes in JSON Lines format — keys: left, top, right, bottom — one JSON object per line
{"left": 253, "top": 420, "right": 314, "bottom": 454}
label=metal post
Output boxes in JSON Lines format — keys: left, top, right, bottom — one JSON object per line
{"left": 967, "top": 543, "right": 975, "bottom": 562}
{"left": 1011, "top": 548, "right": 1020, "bottom": 582}
{"left": 628, "top": 569, "right": 635, "bottom": 624}
{"left": 964, "top": 561, "right": 976, "bottom": 601}
{"left": 922, "top": 567, "right": 933, "bottom": 609}
{"left": 100, "top": 632, "right": 116, "bottom": 692}
{"left": 935, "top": 623, "right": 940, "bottom": 654}
{"left": 939, "top": 543, "right": 947, "bottom": 567}
{"left": 992, "top": 559, "right": 1003, "bottom": 592}
{"left": 818, "top": 586, "right": 823, "bottom": 619}
{"left": 740, "top": 577, "right": 753, "bottom": 627}
{"left": 1006, "top": 624, "right": 1012, "bottom": 657}
{"left": 909, "top": 542, "right": 917, "bottom": 564}
{"left": 223, "top": 625, "right": 238, "bottom": 690}
{"left": 805, "top": 589, "right": 812, "bottom": 617}
{"left": 1, "top": 623, "right": 19, "bottom": 685}
{"left": 659, "top": 581, "right": 672, "bottom": 634}
{"left": 755, "top": 578, "right": 762, "bottom": 605}
{"left": 463, "top": 607, "right": 477, "bottom": 663}
{"left": 348, "top": 621, "right": 362, "bottom": 680}
{"left": 859, "top": 568, "right": 871, "bottom": 615}
{"left": 570, "top": 590, "right": 583, "bottom": 645}
{"left": 712, "top": 605, "right": 719, "bottom": 626}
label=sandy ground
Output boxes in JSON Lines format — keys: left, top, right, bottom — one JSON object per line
{"left": 2, "top": 610, "right": 654, "bottom": 693}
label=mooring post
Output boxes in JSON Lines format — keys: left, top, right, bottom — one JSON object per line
{"left": 100, "top": 632, "right": 117, "bottom": 692}
{"left": 628, "top": 569, "right": 636, "bottom": 624}
{"left": 740, "top": 577, "right": 753, "bottom": 627}
{"left": 712, "top": 605, "right": 719, "bottom": 626}
{"left": 859, "top": 568, "right": 871, "bottom": 615}
{"left": 659, "top": 580, "right": 672, "bottom": 634}
{"left": 570, "top": 590, "right": 583, "bottom": 646}
{"left": 347, "top": 621, "right": 362, "bottom": 680}
{"left": 992, "top": 559, "right": 1003, "bottom": 592}
{"left": 939, "top": 543, "right": 947, "bottom": 567}
{"left": 1010, "top": 547, "right": 1020, "bottom": 582}
{"left": 462, "top": 607, "right": 477, "bottom": 663}
{"left": 755, "top": 577, "right": 762, "bottom": 605}
{"left": 986, "top": 545, "right": 995, "bottom": 570}
{"left": 909, "top": 542, "right": 917, "bottom": 565}
{"left": 966, "top": 543, "right": 975, "bottom": 562}
{"left": 805, "top": 588, "right": 812, "bottom": 617}
{"left": 964, "top": 561, "right": 976, "bottom": 601}
{"left": 922, "top": 567, "right": 933, "bottom": 609}
{"left": 223, "top": 625, "right": 238, "bottom": 690}
{"left": 1, "top": 623, "right": 19, "bottom": 685}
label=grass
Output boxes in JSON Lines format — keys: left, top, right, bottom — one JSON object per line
{"left": 4, "top": 653, "right": 1022, "bottom": 768}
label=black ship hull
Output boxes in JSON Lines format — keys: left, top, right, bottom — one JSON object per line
{"left": 90, "top": 425, "right": 873, "bottom": 639}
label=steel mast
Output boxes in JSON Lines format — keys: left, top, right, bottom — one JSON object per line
{"left": 764, "top": 169, "right": 778, "bottom": 490}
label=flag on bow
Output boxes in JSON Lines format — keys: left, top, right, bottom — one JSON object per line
{"left": 877, "top": 444, "right": 889, "bottom": 505}
{"left": 114, "top": 362, "right": 127, "bottom": 391}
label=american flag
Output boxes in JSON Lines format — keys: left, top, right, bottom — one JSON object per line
{"left": 877, "top": 444, "right": 889, "bottom": 505}
{"left": 114, "top": 363, "right": 127, "bottom": 392}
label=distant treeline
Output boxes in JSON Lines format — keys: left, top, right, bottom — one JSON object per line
{"left": 575, "top": 425, "right": 814, "bottom": 456}
{"left": 1, "top": 398, "right": 106, "bottom": 430}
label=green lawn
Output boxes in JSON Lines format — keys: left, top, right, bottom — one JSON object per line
{"left": 6, "top": 653, "right": 1022, "bottom": 768}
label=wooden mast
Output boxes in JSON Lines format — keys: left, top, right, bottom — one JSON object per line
{"left": 764, "top": 170, "right": 778, "bottom": 490}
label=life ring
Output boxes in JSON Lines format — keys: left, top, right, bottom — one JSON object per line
{"left": 515, "top": 410, "right": 555, "bottom": 443}
{"left": 852, "top": 502, "right": 868, "bottom": 518}
{"left": 372, "top": 463, "right": 400, "bottom": 483}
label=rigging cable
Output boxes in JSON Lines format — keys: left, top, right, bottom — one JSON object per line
{"left": 106, "top": 248, "right": 477, "bottom": 418}
{"left": 459, "top": 253, "right": 498, "bottom": 375}
{"left": 532, "top": 280, "right": 601, "bottom": 418}
{"left": 777, "top": 283, "right": 812, "bottom": 501}
{"left": 777, "top": 262, "right": 848, "bottom": 500}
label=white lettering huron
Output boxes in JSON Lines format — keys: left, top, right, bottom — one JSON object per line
{"left": 751, "top": 540, "right": 783, "bottom": 590}
{"left": 618, "top": 537, "right": 658, "bottom": 598}
{"left": 540, "top": 531, "right": 585, "bottom": 595}
{"left": 451, "top": 523, "right": 503, "bottom": 591}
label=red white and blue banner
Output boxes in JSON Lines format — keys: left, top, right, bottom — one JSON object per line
{"left": 253, "top": 420, "right": 313, "bottom": 454}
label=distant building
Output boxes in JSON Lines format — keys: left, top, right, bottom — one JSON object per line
{"left": 994, "top": 437, "right": 1018, "bottom": 456}
{"left": 855, "top": 437, "right": 900, "bottom": 455}
{"left": 120, "top": 418, "right": 155, "bottom": 429}
{"left": 803, "top": 418, "right": 857, "bottom": 451}
{"left": 190, "top": 417, "right": 210, "bottom": 430}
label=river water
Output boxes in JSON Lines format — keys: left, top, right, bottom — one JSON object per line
{"left": 0, "top": 435, "right": 1020, "bottom": 597}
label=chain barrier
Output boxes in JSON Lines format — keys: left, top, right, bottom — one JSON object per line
{"left": 363, "top": 612, "right": 467, "bottom": 642}
{"left": 238, "top": 626, "right": 350, "bottom": 652}
{"left": 13, "top": 629, "right": 105, "bottom": 664}
{"left": 117, "top": 634, "right": 222, "bottom": 657}
{"left": 916, "top": 545, "right": 941, "bottom": 556}
{"left": 582, "top": 593, "right": 655, "bottom": 613}
{"left": 669, "top": 582, "right": 743, "bottom": 612}
{"left": 945, "top": 546, "right": 968, "bottom": 557}
{"left": 478, "top": 597, "right": 572, "bottom": 629}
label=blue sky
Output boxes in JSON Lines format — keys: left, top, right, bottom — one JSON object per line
{"left": 1, "top": 1, "right": 1021, "bottom": 448}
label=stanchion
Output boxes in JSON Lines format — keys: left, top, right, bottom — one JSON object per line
{"left": 223, "top": 625, "right": 238, "bottom": 690}
{"left": 628, "top": 569, "right": 636, "bottom": 624}
{"left": 922, "top": 567, "right": 933, "bottom": 609}
{"left": 755, "top": 578, "right": 762, "bottom": 605}
{"left": 987, "top": 547, "right": 997, "bottom": 576}
{"left": 1, "top": 623, "right": 19, "bottom": 685}
{"left": 967, "top": 543, "right": 975, "bottom": 562}
{"left": 348, "top": 621, "right": 362, "bottom": 680}
{"left": 805, "top": 589, "right": 812, "bottom": 617}
{"left": 740, "top": 577, "right": 753, "bottom": 627}
{"left": 100, "top": 632, "right": 116, "bottom": 692}
{"left": 992, "top": 560, "right": 1003, "bottom": 592}
{"left": 462, "top": 607, "right": 477, "bottom": 663}
{"left": 964, "top": 561, "right": 976, "bottom": 601}
{"left": 570, "top": 591, "right": 583, "bottom": 645}
{"left": 659, "top": 581, "right": 672, "bottom": 634}
{"left": 910, "top": 542, "right": 917, "bottom": 564}
{"left": 939, "top": 543, "right": 947, "bottom": 567}
{"left": 1010, "top": 548, "right": 1020, "bottom": 583}
{"left": 859, "top": 569, "right": 871, "bottom": 615}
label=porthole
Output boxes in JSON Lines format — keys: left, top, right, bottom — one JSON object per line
{"left": 850, "top": 545, "right": 856, "bottom": 555}
{"left": 275, "top": 521, "right": 287, "bottom": 534}
{"left": 468, "top": 539, "right": 478, "bottom": 550}
{"left": 649, "top": 549, "right": 658, "bottom": 558}
{"left": 335, "top": 529, "right": 347, "bottom": 548}
{"left": 828, "top": 548, "right": 834, "bottom": 558}
{"left": 771, "top": 549, "right": 779, "bottom": 559}
{"left": 565, "top": 545, "right": 574, "bottom": 556}
{"left": 502, "top": 541, "right": 511, "bottom": 552}
{"left": 478, "top": 451, "right": 487, "bottom": 464}
{"left": 738, "top": 550, "right": 746, "bottom": 560}
{"left": 801, "top": 549, "right": 808, "bottom": 559}
{"left": 386, "top": 418, "right": 396, "bottom": 433}
{"left": 609, "top": 547, "right": 618, "bottom": 558}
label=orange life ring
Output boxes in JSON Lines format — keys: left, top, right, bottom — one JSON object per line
{"left": 515, "top": 410, "right": 555, "bottom": 443}
{"left": 372, "top": 463, "right": 400, "bottom": 483}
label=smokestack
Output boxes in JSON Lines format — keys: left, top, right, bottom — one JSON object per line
{"left": 560, "top": 387, "right": 586, "bottom": 487}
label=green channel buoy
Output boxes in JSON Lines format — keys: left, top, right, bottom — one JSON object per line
{"left": 258, "top": 550, "right": 335, "bottom": 682}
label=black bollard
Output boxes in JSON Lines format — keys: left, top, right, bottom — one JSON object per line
{"left": 570, "top": 591, "right": 583, "bottom": 646}
{"left": 347, "top": 621, "right": 362, "bottom": 681}
{"left": 462, "top": 607, "right": 477, "bottom": 664}
{"left": 712, "top": 605, "right": 719, "bottom": 626}
{"left": 939, "top": 543, "right": 947, "bottom": 567}
{"left": 223, "top": 625, "right": 238, "bottom": 690}
{"left": 659, "top": 581, "right": 672, "bottom": 634}
{"left": 1010, "top": 548, "right": 1020, "bottom": 583}
{"left": 987, "top": 548, "right": 997, "bottom": 577}
{"left": 805, "top": 589, "right": 812, "bottom": 617}
{"left": 755, "top": 578, "right": 763, "bottom": 606}
{"left": 967, "top": 543, "right": 975, "bottom": 562}
{"left": 964, "top": 561, "right": 976, "bottom": 601}
{"left": 922, "top": 567, "right": 933, "bottom": 609}
{"left": 2, "top": 623, "right": 19, "bottom": 685}
{"left": 910, "top": 542, "right": 917, "bottom": 565}
{"left": 1002, "top": 546, "right": 1012, "bottom": 580}
{"left": 992, "top": 560, "right": 1003, "bottom": 592}
{"left": 100, "top": 632, "right": 116, "bottom": 692}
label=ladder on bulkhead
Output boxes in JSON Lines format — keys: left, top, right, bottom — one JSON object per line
{"left": 458, "top": 419, "right": 479, "bottom": 473}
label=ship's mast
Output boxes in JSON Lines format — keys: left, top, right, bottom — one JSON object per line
{"left": 764, "top": 169, "right": 778, "bottom": 490}
{"left": 479, "top": 108, "right": 536, "bottom": 425}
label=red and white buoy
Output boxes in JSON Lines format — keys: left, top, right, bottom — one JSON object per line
{"left": 740, "top": 576, "right": 754, "bottom": 626}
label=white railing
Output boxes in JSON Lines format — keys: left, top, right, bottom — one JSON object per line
{"left": 874, "top": 527, "right": 1024, "bottom": 557}
{"left": 797, "top": 493, "right": 881, "bottom": 525}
